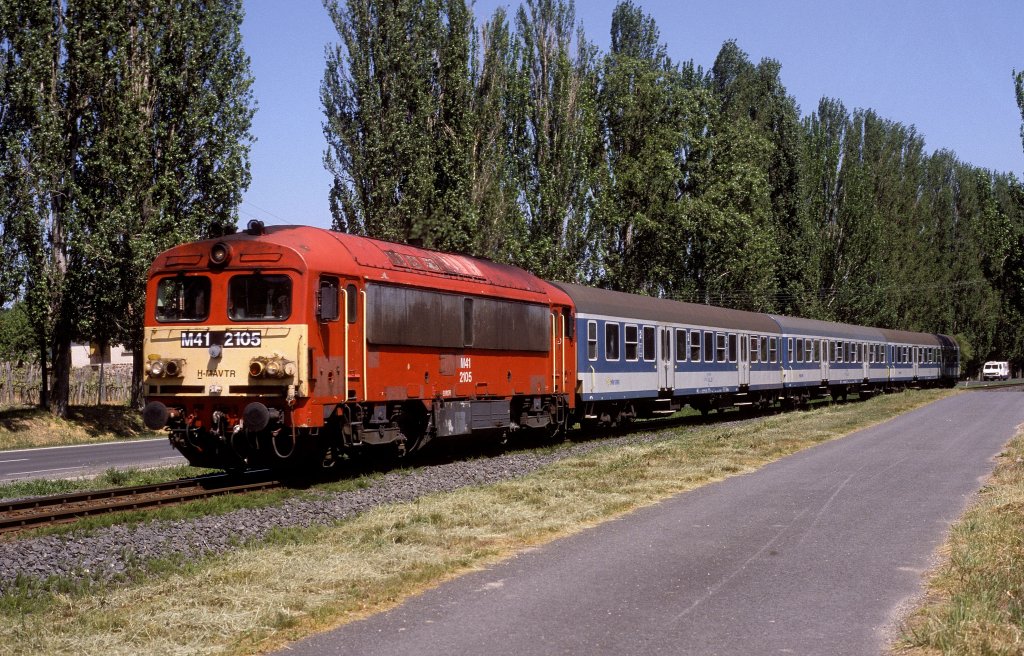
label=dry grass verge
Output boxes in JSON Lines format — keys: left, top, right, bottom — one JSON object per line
{"left": 1, "top": 389, "right": 953, "bottom": 655}
{"left": 896, "top": 423, "right": 1024, "bottom": 655}
{"left": 0, "top": 405, "right": 159, "bottom": 450}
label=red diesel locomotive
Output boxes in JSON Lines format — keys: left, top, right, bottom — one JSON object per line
{"left": 142, "top": 221, "right": 576, "bottom": 469}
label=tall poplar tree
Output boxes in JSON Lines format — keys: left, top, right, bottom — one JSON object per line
{"left": 509, "top": 0, "right": 602, "bottom": 281}
{"left": 322, "top": 0, "right": 475, "bottom": 251}
{"left": 0, "top": 0, "right": 254, "bottom": 414}
{"left": 467, "top": 8, "right": 524, "bottom": 261}
{"left": 596, "top": 1, "right": 696, "bottom": 296}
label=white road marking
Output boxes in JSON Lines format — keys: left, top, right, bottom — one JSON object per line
{"left": 0, "top": 458, "right": 29, "bottom": 464}
{"left": 0, "top": 437, "right": 168, "bottom": 455}
{"left": 8, "top": 466, "right": 86, "bottom": 476}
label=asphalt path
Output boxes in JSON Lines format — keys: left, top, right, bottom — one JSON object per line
{"left": 0, "top": 437, "right": 186, "bottom": 482}
{"left": 275, "top": 390, "right": 1024, "bottom": 656}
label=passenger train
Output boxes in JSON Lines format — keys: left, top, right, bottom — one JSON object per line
{"left": 142, "top": 222, "right": 959, "bottom": 470}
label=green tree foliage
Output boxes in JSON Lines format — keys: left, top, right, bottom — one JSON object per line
{"left": 595, "top": 1, "right": 696, "bottom": 296}
{"left": 508, "top": 0, "right": 602, "bottom": 281}
{"left": 322, "top": 0, "right": 474, "bottom": 251}
{"left": 320, "top": 6, "right": 1024, "bottom": 374}
{"left": 1015, "top": 69, "right": 1024, "bottom": 155}
{"left": 467, "top": 8, "right": 525, "bottom": 261}
{"left": 0, "top": 0, "right": 254, "bottom": 414}
{"left": 0, "top": 303, "right": 36, "bottom": 364}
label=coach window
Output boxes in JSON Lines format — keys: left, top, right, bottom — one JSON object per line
{"left": 155, "top": 275, "right": 210, "bottom": 323}
{"left": 605, "top": 323, "right": 620, "bottom": 361}
{"left": 795, "top": 338, "right": 803, "bottom": 363}
{"left": 691, "top": 330, "right": 702, "bottom": 362}
{"left": 703, "top": 331, "right": 714, "bottom": 363}
{"left": 587, "top": 321, "right": 598, "bottom": 361}
{"left": 769, "top": 337, "right": 778, "bottom": 363}
{"left": 714, "top": 333, "right": 725, "bottom": 363}
{"left": 643, "top": 326, "right": 656, "bottom": 361}
{"left": 625, "top": 325, "right": 639, "bottom": 361}
{"left": 785, "top": 338, "right": 793, "bottom": 363}
{"left": 228, "top": 274, "right": 291, "bottom": 321}
{"left": 761, "top": 336, "right": 768, "bottom": 363}
{"left": 728, "top": 334, "right": 737, "bottom": 363}
{"left": 751, "top": 336, "right": 759, "bottom": 363}
{"left": 676, "top": 329, "right": 687, "bottom": 363}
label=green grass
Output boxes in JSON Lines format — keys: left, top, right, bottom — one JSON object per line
{"left": 0, "top": 389, "right": 957, "bottom": 656}
{"left": 897, "top": 424, "right": 1024, "bottom": 655}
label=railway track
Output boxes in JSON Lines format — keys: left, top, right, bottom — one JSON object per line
{"left": 0, "top": 475, "right": 282, "bottom": 535}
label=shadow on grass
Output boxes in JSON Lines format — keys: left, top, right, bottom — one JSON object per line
{"left": 0, "top": 404, "right": 150, "bottom": 439}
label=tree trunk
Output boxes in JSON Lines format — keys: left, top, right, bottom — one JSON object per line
{"left": 130, "top": 334, "right": 145, "bottom": 410}
{"left": 37, "top": 334, "right": 49, "bottom": 409}
{"left": 50, "top": 320, "right": 72, "bottom": 418}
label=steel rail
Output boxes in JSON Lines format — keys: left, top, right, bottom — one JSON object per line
{"left": 0, "top": 476, "right": 282, "bottom": 534}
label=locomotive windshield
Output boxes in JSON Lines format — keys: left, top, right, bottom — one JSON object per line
{"left": 155, "top": 275, "right": 211, "bottom": 322}
{"left": 228, "top": 274, "right": 291, "bottom": 321}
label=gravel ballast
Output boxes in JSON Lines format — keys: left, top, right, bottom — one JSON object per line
{"left": 0, "top": 430, "right": 676, "bottom": 595}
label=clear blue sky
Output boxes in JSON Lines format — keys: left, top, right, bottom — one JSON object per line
{"left": 240, "top": 0, "right": 1024, "bottom": 231}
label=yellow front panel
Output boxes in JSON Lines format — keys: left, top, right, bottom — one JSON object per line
{"left": 143, "top": 324, "right": 307, "bottom": 397}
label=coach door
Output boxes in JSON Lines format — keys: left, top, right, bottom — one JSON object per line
{"left": 738, "top": 335, "right": 751, "bottom": 387}
{"left": 658, "top": 327, "right": 674, "bottom": 391}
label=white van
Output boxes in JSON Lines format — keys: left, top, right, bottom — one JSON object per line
{"left": 982, "top": 361, "right": 1010, "bottom": 381}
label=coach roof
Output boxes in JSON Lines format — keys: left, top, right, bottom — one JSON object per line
{"left": 549, "top": 282, "right": 780, "bottom": 333}
{"left": 768, "top": 315, "right": 887, "bottom": 341}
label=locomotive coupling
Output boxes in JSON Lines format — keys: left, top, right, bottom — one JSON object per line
{"left": 143, "top": 401, "right": 182, "bottom": 430}
{"left": 242, "top": 401, "right": 282, "bottom": 432}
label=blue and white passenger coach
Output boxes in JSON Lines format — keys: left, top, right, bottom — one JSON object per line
{"left": 551, "top": 283, "right": 783, "bottom": 421}
{"left": 549, "top": 282, "right": 959, "bottom": 425}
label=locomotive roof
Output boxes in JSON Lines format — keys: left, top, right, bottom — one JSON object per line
{"left": 152, "top": 225, "right": 567, "bottom": 302}
{"left": 549, "top": 282, "right": 780, "bottom": 333}
{"left": 768, "top": 315, "right": 887, "bottom": 341}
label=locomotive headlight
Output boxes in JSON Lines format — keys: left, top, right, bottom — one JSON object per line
{"left": 163, "top": 359, "right": 185, "bottom": 378}
{"left": 149, "top": 360, "right": 165, "bottom": 377}
{"left": 209, "top": 241, "right": 231, "bottom": 266}
{"left": 265, "top": 359, "right": 282, "bottom": 378}
{"left": 249, "top": 357, "right": 266, "bottom": 378}
{"left": 284, "top": 362, "right": 296, "bottom": 377}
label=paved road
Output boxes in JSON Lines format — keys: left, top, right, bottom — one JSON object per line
{"left": 275, "top": 391, "right": 1024, "bottom": 656}
{"left": 0, "top": 437, "right": 186, "bottom": 482}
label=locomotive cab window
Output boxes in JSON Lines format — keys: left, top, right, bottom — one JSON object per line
{"left": 228, "top": 274, "right": 291, "bottom": 321}
{"left": 155, "top": 275, "right": 210, "bottom": 322}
